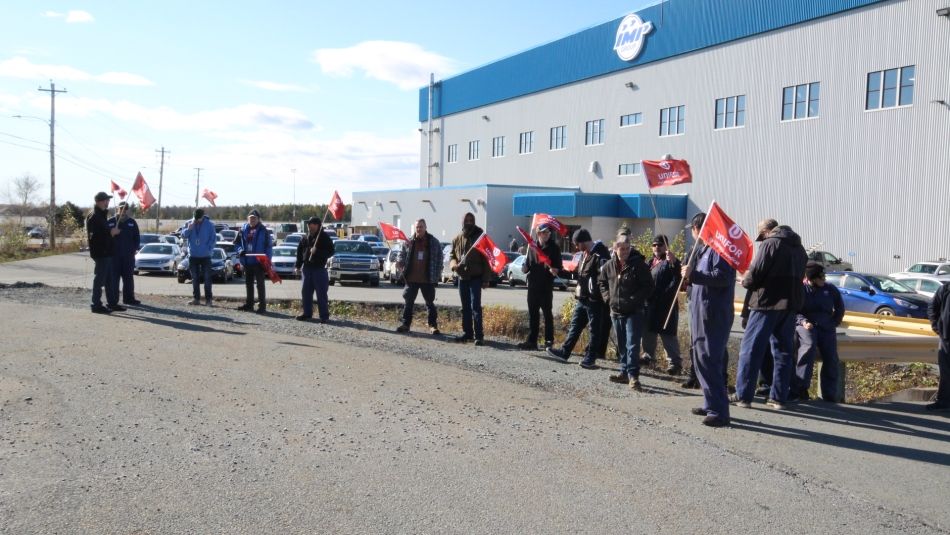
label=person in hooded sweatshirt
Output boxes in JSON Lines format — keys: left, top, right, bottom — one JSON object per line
{"left": 181, "top": 208, "right": 218, "bottom": 306}
{"left": 733, "top": 219, "right": 808, "bottom": 410}
{"left": 598, "top": 233, "right": 654, "bottom": 391}
{"left": 792, "top": 261, "right": 845, "bottom": 402}
{"left": 449, "top": 212, "right": 492, "bottom": 345}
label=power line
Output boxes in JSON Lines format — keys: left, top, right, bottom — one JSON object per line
{"left": 0, "top": 138, "right": 48, "bottom": 153}
{"left": 0, "top": 131, "right": 48, "bottom": 147}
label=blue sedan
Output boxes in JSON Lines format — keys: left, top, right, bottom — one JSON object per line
{"left": 825, "top": 271, "right": 931, "bottom": 318}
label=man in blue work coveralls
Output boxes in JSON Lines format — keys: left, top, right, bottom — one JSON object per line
{"left": 792, "top": 262, "right": 845, "bottom": 402}
{"left": 107, "top": 201, "right": 141, "bottom": 306}
{"left": 682, "top": 212, "right": 735, "bottom": 427}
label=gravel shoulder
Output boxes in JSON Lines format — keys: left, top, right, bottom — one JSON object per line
{"left": 1, "top": 285, "right": 948, "bottom": 534}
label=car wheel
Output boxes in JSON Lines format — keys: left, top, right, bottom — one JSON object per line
{"left": 328, "top": 278, "right": 335, "bottom": 286}
{"left": 875, "top": 306, "right": 895, "bottom": 316}
{"left": 177, "top": 274, "right": 187, "bottom": 284}
{"left": 508, "top": 278, "right": 516, "bottom": 287}
{"left": 370, "top": 278, "right": 380, "bottom": 287}
{"left": 133, "top": 270, "right": 139, "bottom": 276}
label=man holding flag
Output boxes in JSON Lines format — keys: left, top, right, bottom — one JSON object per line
{"left": 449, "top": 213, "right": 492, "bottom": 346}
{"left": 295, "top": 216, "right": 335, "bottom": 323}
{"left": 733, "top": 219, "right": 808, "bottom": 410}
{"left": 682, "top": 210, "right": 738, "bottom": 427}
{"left": 516, "top": 223, "right": 562, "bottom": 350}
{"left": 235, "top": 209, "right": 273, "bottom": 313}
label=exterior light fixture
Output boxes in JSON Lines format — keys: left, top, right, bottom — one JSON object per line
{"left": 624, "top": 82, "right": 638, "bottom": 89}
{"left": 937, "top": 7, "right": 950, "bottom": 17}
{"left": 481, "top": 115, "right": 490, "bottom": 121}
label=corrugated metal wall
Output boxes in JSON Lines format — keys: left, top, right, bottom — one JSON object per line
{"left": 422, "top": 0, "right": 950, "bottom": 273}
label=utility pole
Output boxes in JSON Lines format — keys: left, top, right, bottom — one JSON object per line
{"left": 193, "top": 168, "right": 204, "bottom": 208}
{"left": 291, "top": 168, "right": 297, "bottom": 221}
{"left": 38, "top": 81, "right": 66, "bottom": 248}
{"left": 155, "top": 147, "right": 169, "bottom": 232}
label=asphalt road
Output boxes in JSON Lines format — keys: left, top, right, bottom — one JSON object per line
{"left": 0, "top": 287, "right": 947, "bottom": 534}
{"left": 0, "top": 251, "right": 573, "bottom": 310}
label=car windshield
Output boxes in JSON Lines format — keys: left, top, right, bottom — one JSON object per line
{"left": 335, "top": 241, "right": 373, "bottom": 254}
{"left": 217, "top": 243, "right": 235, "bottom": 253}
{"left": 140, "top": 235, "right": 160, "bottom": 245}
{"left": 908, "top": 263, "right": 936, "bottom": 274}
{"left": 211, "top": 249, "right": 226, "bottom": 260}
{"left": 372, "top": 247, "right": 390, "bottom": 255}
{"left": 273, "top": 248, "right": 296, "bottom": 257}
{"left": 141, "top": 244, "right": 173, "bottom": 255}
{"left": 865, "top": 275, "right": 915, "bottom": 294}
{"left": 285, "top": 235, "right": 302, "bottom": 243}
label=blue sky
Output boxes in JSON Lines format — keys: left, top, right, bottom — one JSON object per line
{"left": 0, "top": 1, "right": 651, "bottom": 208}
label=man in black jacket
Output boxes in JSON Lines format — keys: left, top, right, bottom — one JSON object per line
{"left": 86, "top": 191, "right": 124, "bottom": 313}
{"left": 733, "top": 219, "right": 808, "bottom": 410}
{"left": 294, "top": 216, "right": 335, "bottom": 322}
{"left": 598, "top": 233, "right": 654, "bottom": 390}
{"left": 517, "top": 224, "right": 562, "bottom": 350}
{"left": 107, "top": 201, "right": 141, "bottom": 306}
{"left": 449, "top": 212, "right": 491, "bottom": 345}
{"left": 926, "top": 282, "right": 950, "bottom": 411}
{"left": 642, "top": 234, "right": 683, "bottom": 375}
{"left": 547, "top": 228, "right": 609, "bottom": 368}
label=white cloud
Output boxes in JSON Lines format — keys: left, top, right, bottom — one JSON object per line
{"left": 312, "top": 41, "right": 456, "bottom": 91}
{"left": 241, "top": 80, "right": 312, "bottom": 93}
{"left": 0, "top": 57, "right": 153, "bottom": 86}
{"left": 65, "top": 10, "right": 94, "bottom": 23}
{"left": 42, "top": 10, "right": 94, "bottom": 23}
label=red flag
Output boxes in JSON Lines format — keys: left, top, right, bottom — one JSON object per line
{"left": 130, "top": 172, "right": 156, "bottom": 211}
{"left": 110, "top": 180, "right": 127, "bottom": 199}
{"left": 530, "top": 213, "right": 569, "bottom": 237}
{"left": 201, "top": 188, "right": 218, "bottom": 207}
{"left": 378, "top": 222, "right": 408, "bottom": 242}
{"left": 697, "top": 201, "right": 754, "bottom": 273}
{"left": 516, "top": 225, "right": 551, "bottom": 266}
{"left": 472, "top": 233, "right": 508, "bottom": 275}
{"left": 327, "top": 190, "right": 345, "bottom": 221}
{"left": 642, "top": 158, "right": 693, "bottom": 189}
{"left": 249, "top": 254, "right": 282, "bottom": 284}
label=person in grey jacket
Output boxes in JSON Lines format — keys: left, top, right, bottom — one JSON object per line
{"left": 181, "top": 208, "right": 218, "bottom": 306}
{"left": 397, "top": 219, "right": 444, "bottom": 335}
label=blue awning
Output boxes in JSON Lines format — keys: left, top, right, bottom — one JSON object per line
{"left": 513, "top": 192, "right": 687, "bottom": 219}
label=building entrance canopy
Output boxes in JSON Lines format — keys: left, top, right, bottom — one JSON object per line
{"left": 512, "top": 192, "right": 687, "bottom": 220}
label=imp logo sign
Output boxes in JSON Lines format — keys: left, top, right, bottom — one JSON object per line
{"left": 614, "top": 13, "right": 653, "bottom": 61}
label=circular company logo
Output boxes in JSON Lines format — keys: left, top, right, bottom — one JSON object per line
{"left": 614, "top": 14, "right": 654, "bottom": 61}
{"left": 728, "top": 224, "right": 744, "bottom": 240}
{"left": 659, "top": 161, "right": 672, "bottom": 171}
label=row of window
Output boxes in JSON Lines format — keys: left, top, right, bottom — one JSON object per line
{"left": 443, "top": 65, "right": 916, "bottom": 162}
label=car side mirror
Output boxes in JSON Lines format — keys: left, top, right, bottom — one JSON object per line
{"left": 859, "top": 285, "right": 875, "bottom": 295}
{"left": 832, "top": 259, "right": 841, "bottom": 264}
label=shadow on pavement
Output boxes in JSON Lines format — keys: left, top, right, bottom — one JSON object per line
{"left": 118, "top": 307, "right": 246, "bottom": 336}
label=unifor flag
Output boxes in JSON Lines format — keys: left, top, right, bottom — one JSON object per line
{"left": 472, "top": 233, "right": 508, "bottom": 275}
{"left": 247, "top": 254, "right": 282, "bottom": 284}
{"left": 201, "top": 188, "right": 218, "bottom": 207}
{"left": 642, "top": 158, "right": 693, "bottom": 189}
{"left": 327, "top": 190, "right": 345, "bottom": 221}
{"left": 697, "top": 200, "right": 754, "bottom": 273}
{"left": 130, "top": 172, "right": 156, "bottom": 211}
{"left": 110, "top": 180, "right": 127, "bottom": 200}
{"left": 516, "top": 225, "right": 551, "bottom": 266}
{"left": 378, "top": 222, "right": 408, "bottom": 242}
{"left": 530, "top": 213, "right": 569, "bottom": 237}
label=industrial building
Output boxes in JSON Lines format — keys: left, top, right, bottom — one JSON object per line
{"left": 351, "top": 0, "right": 950, "bottom": 272}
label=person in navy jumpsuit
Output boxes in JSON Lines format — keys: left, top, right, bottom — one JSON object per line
{"left": 107, "top": 201, "right": 141, "bottom": 306}
{"left": 682, "top": 213, "right": 736, "bottom": 427}
{"left": 792, "top": 262, "right": 844, "bottom": 402}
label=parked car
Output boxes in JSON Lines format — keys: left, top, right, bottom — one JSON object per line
{"left": 160, "top": 235, "right": 178, "bottom": 245}
{"left": 274, "top": 223, "right": 298, "bottom": 240}
{"left": 440, "top": 244, "right": 457, "bottom": 285}
{"left": 358, "top": 235, "right": 382, "bottom": 244}
{"left": 327, "top": 240, "right": 380, "bottom": 286}
{"left": 825, "top": 271, "right": 930, "bottom": 318}
{"left": 891, "top": 261, "right": 950, "bottom": 278}
{"left": 371, "top": 246, "right": 390, "bottom": 271}
{"left": 213, "top": 222, "right": 230, "bottom": 233}
{"left": 134, "top": 243, "right": 182, "bottom": 276}
{"left": 177, "top": 247, "right": 234, "bottom": 283}
{"left": 27, "top": 226, "right": 48, "bottom": 239}
{"left": 807, "top": 250, "right": 853, "bottom": 271}
{"left": 270, "top": 246, "right": 298, "bottom": 278}
{"left": 138, "top": 233, "right": 162, "bottom": 251}
{"left": 281, "top": 233, "right": 306, "bottom": 247}
{"left": 504, "top": 255, "right": 568, "bottom": 290}
{"left": 889, "top": 274, "right": 950, "bottom": 299}
{"left": 385, "top": 249, "right": 404, "bottom": 283}
{"left": 215, "top": 241, "right": 243, "bottom": 277}
{"left": 219, "top": 229, "right": 237, "bottom": 242}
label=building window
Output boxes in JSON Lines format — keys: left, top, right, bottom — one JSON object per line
{"left": 492, "top": 136, "right": 505, "bottom": 158}
{"left": 550, "top": 125, "right": 566, "bottom": 150}
{"left": 659, "top": 105, "right": 685, "bottom": 136}
{"left": 782, "top": 82, "right": 820, "bottom": 121}
{"left": 715, "top": 95, "right": 746, "bottom": 129}
{"left": 447, "top": 144, "right": 457, "bottom": 163}
{"left": 519, "top": 131, "right": 534, "bottom": 154}
{"left": 620, "top": 113, "right": 642, "bottom": 127}
{"left": 618, "top": 163, "right": 641, "bottom": 176}
{"left": 866, "top": 65, "right": 915, "bottom": 110}
{"left": 468, "top": 140, "right": 480, "bottom": 161}
{"left": 585, "top": 119, "right": 605, "bottom": 145}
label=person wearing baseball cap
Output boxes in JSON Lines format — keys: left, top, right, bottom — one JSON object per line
{"left": 107, "top": 200, "right": 141, "bottom": 306}
{"left": 235, "top": 208, "right": 272, "bottom": 312}
{"left": 642, "top": 234, "right": 684, "bottom": 375}
{"left": 516, "top": 223, "right": 563, "bottom": 350}
{"left": 182, "top": 207, "right": 218, "bottom": 306}
{"left": 294, "top": 216, "right": 335, "bottom": 322}
{"left": 791, "top": 261, "right": 844, "bottom": 402}
{"left": 86, "top": 192, "right": 124, "bottom": 313}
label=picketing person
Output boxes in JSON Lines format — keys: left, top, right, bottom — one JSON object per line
{"left": 235, "top": 209, "right": 272, "bottom": 313}
{"left": 641, "top": 234, "right": 683, "bottom": 375}
{"left": 295, "top": 216, "right": 335, "bottom": 323}
{"left": 449, "top": 212, "right": 491, "bottom": 346}
{"left": 792, "top": 261, "right": 845, "bottom": 402}
{"left": 107, "top": 200, "right": 141, "bottom": 306}
{"left": 86, "top": 191, "right": 124, "bottom": 313}
{"left": 396, "top": 219, "right": 444, "bottom": 335}
{"left": 182, "top": 208, "right": 217, "bottom": 306}
{"left": 516, "top": 223, "right": 563, "bottom": 350}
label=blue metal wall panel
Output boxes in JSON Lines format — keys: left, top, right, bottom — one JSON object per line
{"left": 419, "top": 0, "right": 888, "bottom": 121}
{"left": 514, "top": 193, "right": 686, "bottom": 219}
{"left": 618, "top": 194, "right": 688, "bottom": 219}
